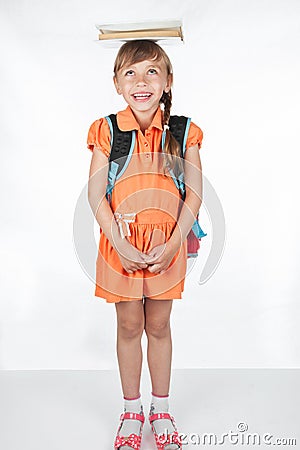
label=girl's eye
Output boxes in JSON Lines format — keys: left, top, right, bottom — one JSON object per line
{"left": 125, "top": 70, "right": 134, "bottom": 76}
{"left": 148, "top": 68, "right": 157, "bottom": 74}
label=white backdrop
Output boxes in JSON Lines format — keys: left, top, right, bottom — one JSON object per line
{"left": 0, "top": 0, "right": 299, "bottom": 369}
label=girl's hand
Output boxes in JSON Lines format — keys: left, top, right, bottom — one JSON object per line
{"left": 145, "top": 240, "right": 180, "bottom": 274}
{"left": 115, "top": 238, "right": 149, "bottom": 274}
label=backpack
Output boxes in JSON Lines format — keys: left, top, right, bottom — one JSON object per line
{"left": 104, "top": 113, "right": 207, "bottom": 258}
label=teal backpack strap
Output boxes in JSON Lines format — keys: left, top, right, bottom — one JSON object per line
{"left": 163, "top": 116, "right": 207, "bottom": 257}
{"left": 182, "top": 117, "right": 191, "bottom": 157}
{"left": 104, "top": 114, "right": 135, "bottom": 203}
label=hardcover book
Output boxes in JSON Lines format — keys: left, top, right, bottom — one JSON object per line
{"left": 95, "top": 20, "right": 184, "bottom": 44}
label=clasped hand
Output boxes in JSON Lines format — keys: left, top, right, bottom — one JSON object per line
{"left": 116, "top": 237, "right": 179, "bottom": 275}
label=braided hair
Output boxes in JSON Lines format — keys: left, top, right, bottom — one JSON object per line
{"left": 160, "top": 90, "right": 184, "bottom": 179}
{"left": 113, "top": 40, "right": 184, "bottom": 179}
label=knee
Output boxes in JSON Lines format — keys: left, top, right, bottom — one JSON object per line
{"left": 145, "top": 318, "right": 171, "bottom": 339}
{"left": 118, "top": 317, "right": 144, "bottom": 340}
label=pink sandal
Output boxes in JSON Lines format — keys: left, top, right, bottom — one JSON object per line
{"left": 149, "top": 412, "right": 182, "bottom": 449}
{"left": 114, "top": 411, "right": 145, "bottom": 450}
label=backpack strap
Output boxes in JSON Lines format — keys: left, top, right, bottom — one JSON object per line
{"left": 104, "top": 114, "right": 135, "bottom": 203}
{"left": 164, "top": 115, "right": 191, "bottom": 200}
{"left": 106, "top": 114, "right": 135, "bottom": 174}
{"left": 168, "top": 115, "right": 191, "bottom": 157}
{"left": 168, "top": 116, "right": 207, "bottom": 246}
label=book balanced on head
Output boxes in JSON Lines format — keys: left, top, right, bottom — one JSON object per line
{"left": 95, "top": 20, "right": 184, "bottom": 44}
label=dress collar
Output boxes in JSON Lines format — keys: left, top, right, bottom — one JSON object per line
{"left": 117, "top": 105, "right": 163, "bottom": 132}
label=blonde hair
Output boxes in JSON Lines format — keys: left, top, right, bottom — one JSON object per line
{"left": 113, "top": 40, "right": 184, "bottom": 178}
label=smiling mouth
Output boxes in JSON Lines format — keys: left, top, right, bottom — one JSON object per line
{"left": 132, "top": 93, "right": 153, "bottom": 100}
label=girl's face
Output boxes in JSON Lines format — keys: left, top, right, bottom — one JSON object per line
{"left": 113, "top": 58, "right": 172, "bottom": 115}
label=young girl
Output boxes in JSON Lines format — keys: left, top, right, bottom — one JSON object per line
{"left": 87, "top": 40, "right": 203, "bottom": 450}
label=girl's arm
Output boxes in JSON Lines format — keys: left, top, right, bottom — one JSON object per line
{"left": 168, "top": 144, "right": 203, "bottom": 251}
{"left": 146, "top": 144, "right": 202, "bottom": 273}
{"left": 87, "top": 146, "right": 124, "bottom": 252}
{"left": 87, "top": 146, "right": 149, "bottom": 272}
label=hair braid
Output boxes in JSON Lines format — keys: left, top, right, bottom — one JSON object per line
{"left": 160, "top": 90, "right": 184, "bottom": 179}
{"left": 162, "top": 90, "right": 172, "bottom": 125}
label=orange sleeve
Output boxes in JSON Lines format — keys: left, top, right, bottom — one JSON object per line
{"left": 86, "top": 117, "right": 111, "bottom": 158}
{"left": 185, "top": 121, "right": 204, "bottom": 150}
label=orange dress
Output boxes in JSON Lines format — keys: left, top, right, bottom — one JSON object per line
{"left": 87, "top": 105, "right": 203, "bottom": 303}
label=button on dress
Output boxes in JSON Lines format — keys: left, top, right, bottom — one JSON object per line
{"left": 87, "top": 105, "right": 203, "bottom": 303}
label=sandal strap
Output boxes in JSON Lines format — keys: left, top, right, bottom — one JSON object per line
{"left": 149, "top": 412, "right": 173, "bottom": 423}
{"left": 120, "top": 411, "right": 145, "bottom": 423}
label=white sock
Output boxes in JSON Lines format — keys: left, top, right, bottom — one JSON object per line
{"left": 117, "top": 395, "right": 144, "bottom": 450}
{"left": 149, "top": 393, "right": 180, "bottom": 450}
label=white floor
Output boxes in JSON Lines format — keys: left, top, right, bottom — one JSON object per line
{"left": 0, "top": 369, "right": 299, "bottom": 450}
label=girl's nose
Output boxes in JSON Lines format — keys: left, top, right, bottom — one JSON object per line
{"left": 136, "top": 74, "right": 147, "bottom": 85}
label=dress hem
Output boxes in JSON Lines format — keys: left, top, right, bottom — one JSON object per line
{"left": 94, "top": 291, "right": 184, "bottom": 303}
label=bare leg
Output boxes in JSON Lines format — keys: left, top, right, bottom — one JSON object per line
{"left": 114, "top": 299, "right": 145, "bottom": 450}
{"left": 144, "top": 298, "right": 180, "bottom": 450}
{"left": 144, "top": 298, "right": 173, "bottom": 395}
{"left": 115, "top": 299, "right": 145, "bottom": 398}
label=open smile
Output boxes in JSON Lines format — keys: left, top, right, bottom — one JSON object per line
{"left": 131, "top": 92, "right": 153, "bottom": 102}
